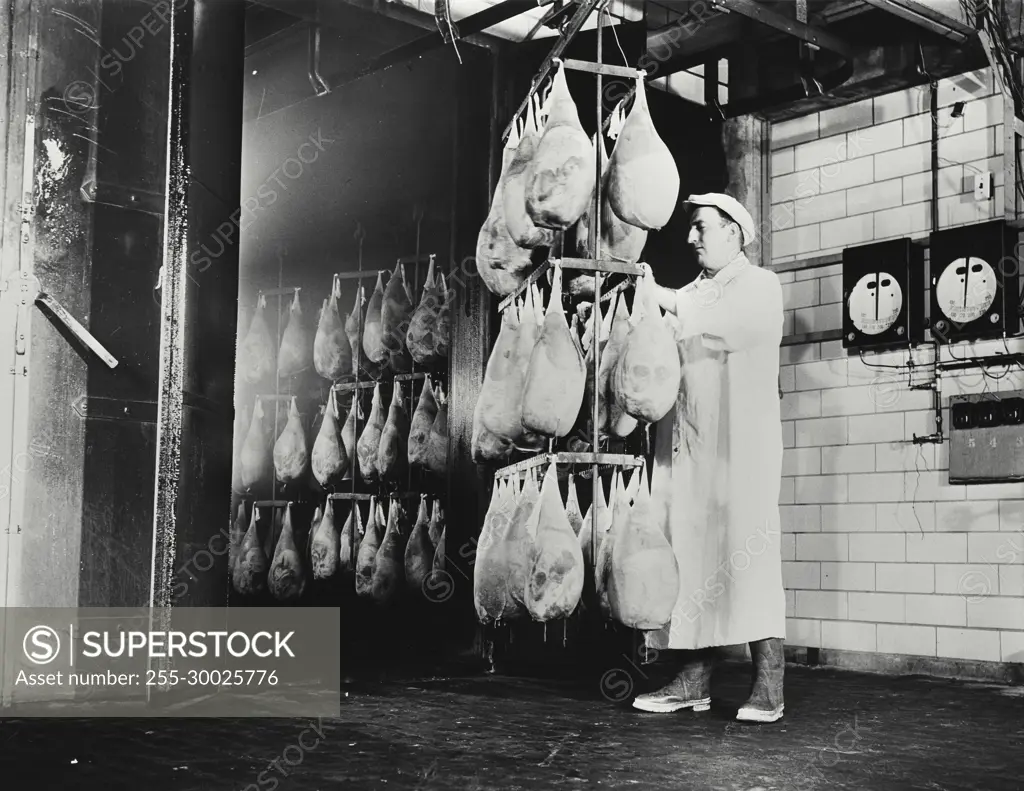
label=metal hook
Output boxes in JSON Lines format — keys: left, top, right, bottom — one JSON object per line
{"left": 308, "top": 22, "right": 331, "bottom": 97}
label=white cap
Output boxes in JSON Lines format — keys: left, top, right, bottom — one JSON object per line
{"left": 683, "top": 192, "right": 756, "bottom": 247}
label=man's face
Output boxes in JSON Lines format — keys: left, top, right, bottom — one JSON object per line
{"left": 687, "top": 206, "right": 741, "bottom": 272}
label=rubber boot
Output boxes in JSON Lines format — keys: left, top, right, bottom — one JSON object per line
{"left": 736, "top": 638, "right": 784, "bottom": 723}
{"left": 632, "top": 649, "right": 715, "bottom": 713}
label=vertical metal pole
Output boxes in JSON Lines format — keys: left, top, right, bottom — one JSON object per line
{"left": 350, "top": 230, "right": 363, "bottom": 571}
{"left": 591, "top": 6, "right": 604, "bottom": 604}
{"left": 930, "top": 80, "right": 939, "bottom": 233}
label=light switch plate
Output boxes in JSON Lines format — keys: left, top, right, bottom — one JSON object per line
{"left": 974, "top": 171, "right": 993, "bottom": 200}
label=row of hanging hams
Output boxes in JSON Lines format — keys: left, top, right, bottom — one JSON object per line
{"left": 234, "top": 377, "right": 448, "bottom": 493}
{"left": 473, "top": 461, "right": 678, "bottom": 629}
{"left": 238, "top": 258, "right": 451, "bottom": 385}
{"left": 470, "top": 264, "right": 680, "bottom": 464}
{"left": 476, "top": 59, "right": 679, "bottom": 299}
{"left": 230, "top": 496, "right": 446, "bottom": 604}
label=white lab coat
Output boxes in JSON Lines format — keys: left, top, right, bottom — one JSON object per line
{"left": 645, "top": 253, "right": 786, "bottom": 651}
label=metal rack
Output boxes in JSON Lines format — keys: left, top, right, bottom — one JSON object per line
{"left": 490, "top": 9, "right": 651, "bottom": 635}
{"left": 494, "top": 452, "right": 642, "bottom": 480}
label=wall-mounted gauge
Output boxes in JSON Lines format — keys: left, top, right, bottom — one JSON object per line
{"left": 934, "top": 256, "right": 997, "bottom": 325}
{"left": 842, "top": 238, "right": 924, "bottom": 351}
{"left": 848, "top": 272, "right": 904, "bottom": 336}
{"left": 929, "top": 220, "right": 1021, "bottom": 344}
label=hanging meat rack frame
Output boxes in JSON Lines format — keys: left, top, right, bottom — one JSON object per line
{"left": 492, "top": 6, "right": 653, "bottom": 612}
{"left": 320, "top": 208, "right": 445, "bottom": 584}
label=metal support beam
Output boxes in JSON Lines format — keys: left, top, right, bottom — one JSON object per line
{"left": 328, "top": 0, "right": 552, "bottom": 90}
{"left": 860, "top": 0, "right": 974, "bottom": 43}
{"left": 1004, "top": 66, "right": 1023, "bottom": 225}
{"left": 709, "top": 0, "right": 854, "bottom": 60}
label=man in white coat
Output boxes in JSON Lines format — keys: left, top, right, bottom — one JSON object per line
{"left": 631, "top": 192, "right": 786, "bottom": 724}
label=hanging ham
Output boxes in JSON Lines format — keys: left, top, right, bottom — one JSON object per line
{"left": 596, "top": 471, "right": 627, "bottom": 620}
{"left": 574, "top": 133, "right": 647, "bottom": 273}
{"left": 521, "top": 264, "right": 585, "bottom": 438}
{"left": 612, "top": 274, "right": 680, "bottom": 423}
{"left": 314, "top": 275, "right": 352, "bottom": 381}
{"left": 265, "top": 505, "right": 284, "bottom": 561}
{"left": 433, "top": 274, "right": 451, "bottom": 361}
{"left": 564, "top": 474, "right": 584, "bottom": 536}
{"left": 228, "top": 502, "right": 247, "bottom": 580}
{"left": 431, "top": 526, "right": 447, "bottom": 581}
{"left": 406, "top": 257, "right": 442, "bottom": 367}
{"left": 471, "top": 305, "right": 522, "bottom": 463}
{"left": 339, "top": 501, "right": 362, "bottom": 590}
{"left": 524, "top": 463, "right": 584, "bottom": 622}
{"left": 356, "top": 384, "right": 386, "bottom": 485}
{"left": 268, "top": 504, "right": 307, "bottom": 602}
{"left": 233, "top": 505, "right": 268, "bottom": 596}
{"left": 377, "top": 382, "right": 409, "bottom": 484}
{"left": 503, "top": 94, "right": 556, "bottom": 249}
{"left": 362, "top": 272, "right": 387, "bottom": 364}
{"left": 404, "top": 496, "right": 434, "bottom": 598}
{"left": 574, "top": 134, "right": 601, "bottom": 261}
{"left": 311, "top": 497, "right": 340, "bottom": 581}
{"left": 525, "top": 60, "right": 596, "bottom": 230}
{"left": 601, "top": 292, "right": 638, "bottom": 438}
{"left": 608, "top": 462, "right": 678, "bottom": 629}
{"left": 607, "top": 77, "right": 680, "bottom": 231}
{"left": 515, "top": 287, "right": 549, "bottom": 452}
{"left": 312, "top": 391, "right": 348, "bottom": 488}
{"left": 428, "top": 499, "right": 444, "bottom": 548}
{"left": 355, "top": 497, "right": 383, "bottom": 597}
{"left": 409, "top": 378, "right": 438, "bottom": 468}
{"left": 579, "top": 300, "right": 611, "bottom": 437}
{"left": 476, "top": 123, "right": 534, "bottom": 297}
{"left": 577, "top": 473, "right": 606, "bottom": 577}
{"left": 424, "top": 385, "right": 448, "bottom": 477}
{"left": 473, "top": 480, "right": 522, "bottom": 623}
{"left": 278, "top": 289, "right": 312, "bottom": 378}
{"left": 232, "top": 402, "right": 250, "bottom": 494}
{"left": 505, "top": 471, "right": 541, "bottom": 613}
{"left": 240, "top": 294, "right": 275, "bottom": 384}
{"left": 239, "top": 396, "right": 272, "bottom": 491}
{"left": 274, "top": 397, "right": 309, "bottom": 485}
{"left": 381, "top": 261, "right": 414, "bottom": 361}
{"left": 346, "top": 285, "right": 380, "bottom": 378}
{"left": 341, "top": 393, "right": 362, "bottom": 481}
{"left": 372, "top": 499, "right": 407, "bottom": 606}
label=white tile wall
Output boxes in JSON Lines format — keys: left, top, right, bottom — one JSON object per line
{"left": 878, "top": 624, "right": 937, "bottom": 656}
{"left": 821, "top": 620, "right": 877, "bottom": 652}
{"left": 770, "top": 69, "right": 1023, "bottom": 666}
{"left": 936, "top": 627, "right": 1001, "bottom": 662}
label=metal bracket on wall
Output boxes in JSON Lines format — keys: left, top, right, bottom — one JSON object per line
{"left": 83, "top": 180, "right": 166, "bottom": 217}
{"left": 34, "top": 293, "right": 119, "bottom": 369}
{"left": 72, "top": 395, "right": 157, "bottom": 423}
{"left": 71, "top": 391, "right": 229, "bottom": 423}
{"left": 1, "top": 272, "right": 119, "bottom": 374}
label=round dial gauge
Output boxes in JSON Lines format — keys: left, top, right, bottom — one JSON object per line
{"left": 848, "top": 272, "right": 903, "bottom": 336}
{"left": 935, "top": 256, "right": 997, "bottom": 324}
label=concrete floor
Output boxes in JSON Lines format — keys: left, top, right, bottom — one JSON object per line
{"left": 1, "top": 662, "right": 1022, "bottom": 790}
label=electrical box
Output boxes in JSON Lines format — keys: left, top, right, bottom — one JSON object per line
{"left": 842, "top": 238, "right": 925, "bottom": 351}
{"left": 948, "top": 389, "right": 1024, "bottom": 483}
{"left": 974, "top": 171, "right": 993, "bottom": 201}
{"left": 929, "top": 220, "right": 1021, "bottom": 344}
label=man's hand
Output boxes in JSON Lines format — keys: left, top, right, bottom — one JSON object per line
{"left": 637, "top": 262, "right": 653, "bottom": 279}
